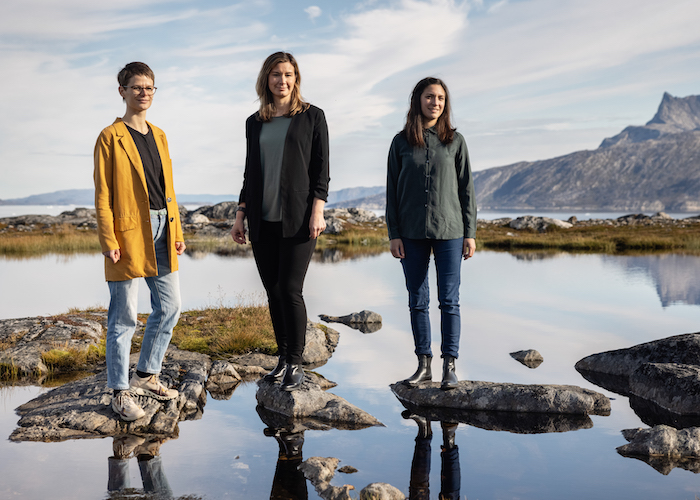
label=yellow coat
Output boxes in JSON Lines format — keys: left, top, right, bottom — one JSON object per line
{"left": 94, "top": 118, "right": 184, "bottom": 282}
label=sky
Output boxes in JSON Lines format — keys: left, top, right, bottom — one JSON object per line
{"left": 1, "top": 0, "right": 700, "bottom": 199}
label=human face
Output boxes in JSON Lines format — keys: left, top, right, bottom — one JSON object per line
{"left": 420, "top": 84, "right": 446, "bottom": 128}
{"left": 268, "top": 62, "right": 296, "bottom": 102}
{"left": 119, "top": 74, "right": 154, "bottom": 114}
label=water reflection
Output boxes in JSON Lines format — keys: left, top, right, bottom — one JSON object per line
{"left": 107, "top": 435, "right": 176, "bottom": 500}
{"left": 403, "top": 411, "right": 460, "bottom": 500}
{"left": 603, "top": 254, "right": 700, "bottom": 306}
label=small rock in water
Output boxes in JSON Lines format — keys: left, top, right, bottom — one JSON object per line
{"left": 510, "top": 349, "right": 544, "bottom": 368}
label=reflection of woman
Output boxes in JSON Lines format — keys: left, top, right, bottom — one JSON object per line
{"left": 386, "top": 77, "right": 476, "bottom": 390}
{"left": 231, "top": 52, "right": 329, "bottom": 391}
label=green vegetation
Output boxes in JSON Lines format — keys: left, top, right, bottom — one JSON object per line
{"left": 476, "top": 224, "right": 700, "bottom": 253}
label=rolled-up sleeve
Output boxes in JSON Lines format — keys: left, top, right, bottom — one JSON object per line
{"left": 309, "top": 108, "right": 330, "bottom": 202}
{"left": 456, "top": 135, "right": 477, "bottom": 239}
{"left": 386, "top": 135, "right": 402, "bottom": 240}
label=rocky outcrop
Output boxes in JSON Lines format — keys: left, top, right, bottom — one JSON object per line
{"left": 629, "top": 363, "right": 700, "bottom": 416}
{"left": 508, "top": 216, "right": 572, "bottom": 232}
{"left": 510, "top": 349, "right": 544, "bottom": 368}
{"left": 575, "top": 333, "right": 700, "bottom": 396}
{"left": 617, "top": 425, "right": 700, "bottom": 475}
{"left": 322, "top": 208, "right": 385, "bottom": 235}
{"left": 10, "top": 347, "right": 209, "bottom": 442}
{"left": 390, "top": 381, "right": 610, "bottom": 416}
{"left": 256, "top": 378, "right": 383, "bottom": 430}
{"left": 0, "top": 314, "right": 105, "bottom": 376}
{"left": 319, "top": 310, "right": 383, "bottom": 333}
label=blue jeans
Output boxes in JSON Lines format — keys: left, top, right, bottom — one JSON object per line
{"left": 106, "top": 211, "right": 181, "bottom": 390}
{"left": 401, "top": 238, "right": 462, "bottom": 359}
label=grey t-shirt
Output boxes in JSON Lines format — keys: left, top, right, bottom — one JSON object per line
{"left": 259, "top": 116, "right": 292, "bottom": 222}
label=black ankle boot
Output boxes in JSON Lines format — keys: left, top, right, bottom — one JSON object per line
{"left": 280, "top": 364, "right": 304, "bottom": 392}
{"left": 441, "top": 356, "right": 458, "bottom": 390}
{"left": 441, "top": 421, "right": 458, "bottom": 450}
{"left": 402, "top": 354, "right": 432, "bottom": 387}
{"left": 264, "top": 355, "right": 286, "bottom": 382}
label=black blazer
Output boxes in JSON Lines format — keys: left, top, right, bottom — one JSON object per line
{"left": 239, "top": 105, "right": 330, "bottom": 241}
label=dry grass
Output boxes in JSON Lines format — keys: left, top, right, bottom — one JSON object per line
{"left": 172, "top": 297, "right": 276, "bottom": 357}
{"left": 0, "top": 224, "right": 101, "bottom": 256}
{"left": 476, "top": 224, "right": 700, "bottom": 253}
{"left": 41, "top": 341, "right": 106, "bottom": 372}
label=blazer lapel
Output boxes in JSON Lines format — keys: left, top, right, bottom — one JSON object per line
{"left": 113, "top": 119, "right": 148, "bottom": 192}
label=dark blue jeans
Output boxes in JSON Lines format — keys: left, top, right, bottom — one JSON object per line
{"left": 401, "top": 238, "right": 462, "bottom": 359}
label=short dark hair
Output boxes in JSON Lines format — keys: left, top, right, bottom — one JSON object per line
{"left": 117, "top": 62, "right": 155, "bottom": 87}
{"left": 403, "top": 77, "right": 455, "bottom": 147}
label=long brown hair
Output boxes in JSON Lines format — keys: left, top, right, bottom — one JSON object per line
{"left": 403, "top": 77, "right": 455, "bottom": 147}
{"left": 255, "top": 52, "right": 309, "bottom": 122}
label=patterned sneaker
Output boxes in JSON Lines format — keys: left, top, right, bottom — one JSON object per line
{"left": 129, "top": 373, "right": 179, "bottom": 401}
{"left": 111, "top": 391, "right": 146, "bottom": 421}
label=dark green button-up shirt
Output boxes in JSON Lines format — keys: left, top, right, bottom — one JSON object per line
{"left": 386, "top": 127, "right": 476, "bottom": 240}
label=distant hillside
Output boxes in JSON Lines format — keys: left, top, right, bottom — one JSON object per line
{"left": 327, "top": 192, "right": 385, "bottom": 210}
{"left": 326, "top": 186, "right": 384, "bottom": 205}
{"left": 0, "top": 189, "right": 237, "bottom": 206}
{"left": 474, "top": 93, "right": 700, "bottom": 212}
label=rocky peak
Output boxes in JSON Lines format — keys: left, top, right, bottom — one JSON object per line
{"left": 648, "top": 92, "right": 700, "bottom": 130}
{"left": 600, "top": 92, "right": 700, "bottom": 148}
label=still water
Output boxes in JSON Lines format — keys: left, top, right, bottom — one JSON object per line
{"left": 2, "top": 249, "right": 700, "bottom": 499}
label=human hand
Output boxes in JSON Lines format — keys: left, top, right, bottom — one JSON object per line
{"left": 231, "top": 217, "right": 247, "bottom": 244}
{"left": 175, "top": 241, "right": 186, "bottom": 255}
{"left": 463, "top": 238, "right": 476, "bottom": 260}
{"left": 390, "top": 238, "right": 405, "bottom": 259}
{"left": 309, "top": 211, "right": 326, "bottom": 239}
{"left": 103, "top": 249, "right": 121, "bottom": 264}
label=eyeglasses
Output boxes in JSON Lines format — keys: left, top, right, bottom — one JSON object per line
{"left": 122, "top": 86, "right": 157, "bottom": 95}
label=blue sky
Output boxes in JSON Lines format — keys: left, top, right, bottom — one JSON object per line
{"left": 1, "top": 0, "right": 699, "bottom": 199}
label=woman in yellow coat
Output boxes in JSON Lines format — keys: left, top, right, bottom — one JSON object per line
{"left": 94, "top": 62, "right": 185, "bottom": 421}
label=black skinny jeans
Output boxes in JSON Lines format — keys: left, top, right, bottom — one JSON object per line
{"left": 251, "top": 221, "right": 316, "bottom": 365}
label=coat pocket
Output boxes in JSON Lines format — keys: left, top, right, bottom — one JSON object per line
{"left": 115, "top": 215, "right": 137, "bottom": 231}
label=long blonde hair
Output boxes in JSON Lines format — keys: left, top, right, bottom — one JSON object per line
{"left": 255, "top": 52, "right": 309, "bottom": 122}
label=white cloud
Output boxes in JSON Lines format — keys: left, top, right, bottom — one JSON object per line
{"left": 304, "top": 5, "right": 322, "bottom": 21}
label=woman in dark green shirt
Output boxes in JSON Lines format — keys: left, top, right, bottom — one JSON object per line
{"left": 386, "top": 77, "right": 476, "bottom": 390}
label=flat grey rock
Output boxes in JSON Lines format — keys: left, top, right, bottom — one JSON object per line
{"left": 510, "top": 349, "right": 544, "bottom": 368}
{"left": 618, "top": 425, "right": 700, "bottom": 473}
{"left": 0, "top": 315, "right": 105, "bottom": 376}
{"left": 10, "top": 346, "right": 210, "bottom": 442}
{"left": 256, "top": 378, "right": 383, "bottom": 429}
{"left": 319, "top": 311, "right": 383, "bottom": 333}
{"left": 391, "top": 381, "right": 610, "bottom": 416}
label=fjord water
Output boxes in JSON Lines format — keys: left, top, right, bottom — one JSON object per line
{"left": 2, "top": 250, "right": 700, "bottom": 499}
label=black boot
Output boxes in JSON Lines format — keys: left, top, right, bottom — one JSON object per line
{"left": 401, "top": 410, "right": 433, "bottom": 439}
{"left": 264, "top": 355, "right": 287, "bottom": 382}
{"left": 441, "top": 356, "right": 458, "bottom": 390}
{"left": 280, "top": 364, "right": 304, "bottom": 392}
{"left": 441, "top": 421, "right": 458, "bottom": 450}
{"left": 402, "top": 354, "right": 433, "bottom": 387}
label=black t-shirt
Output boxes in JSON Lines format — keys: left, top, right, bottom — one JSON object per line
{"left": 126, "top": 125, "right": 166, "bottom": 210}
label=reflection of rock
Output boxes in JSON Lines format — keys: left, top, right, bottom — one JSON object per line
{"left": 298, "top": 456, "right": 355, "bottom": 500}
{"left": 509, "top": 349, "right": 544, "bottom": 368}
{"left": 360, "top": 483, "right": 405, "bottom": 500}
{"left": 256, "top": 378, "right": 383, "bottom": 429}
{"left": 628, "top": 394, "right": 700, "bottom": 429}
{"left": 390, "top": 381, "right": 610, "bottom": 415}
{"left": 205, "top": 360, "right": 241, "bottom": 400}
{"left": 319, "top": 310, "right": 383, "bottom": 333}
{"left": 0, "top": 314, "right": 105, "bottom": 376}
{"left": 10, "top": 347, "right": 210, "bottom": 442}
{"left": 617, "top": 425, "right": 700, "bottom": 474}
{"left": 396, "top": 400, "right": 593, "bottom": 434}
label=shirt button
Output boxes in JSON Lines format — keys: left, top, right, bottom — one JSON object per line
{"left": 167, "top": 197, "right": 172, "bottom": 203}
{"left": 169, "top": 217, "right": 174, "bottom": 222}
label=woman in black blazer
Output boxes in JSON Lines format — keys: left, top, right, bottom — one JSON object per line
{"left": 231, "top": 52, "right": 329, "bottom": 391}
